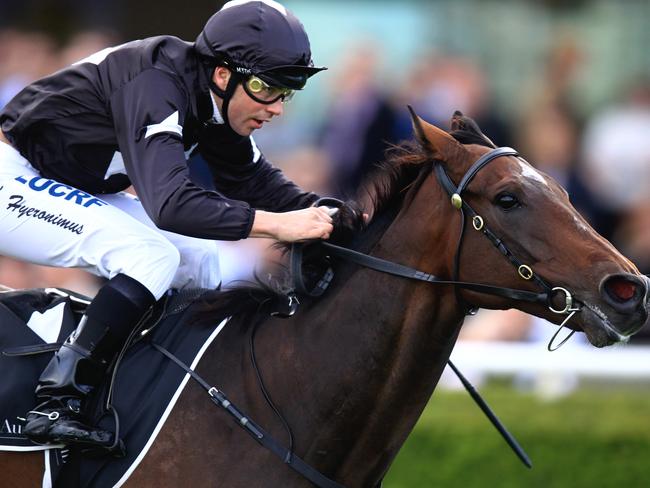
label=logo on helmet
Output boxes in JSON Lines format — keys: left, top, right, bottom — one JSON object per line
{"left": 235, "top": 66, "right": 253, "bottom": 75}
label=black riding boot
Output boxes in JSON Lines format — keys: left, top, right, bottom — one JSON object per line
{"left": 23, "top": 274, "right": 156, "bottom": 450}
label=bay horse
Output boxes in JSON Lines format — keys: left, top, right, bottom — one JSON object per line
{"left": 2, "top": 110, "right": 648, "bottom": 488}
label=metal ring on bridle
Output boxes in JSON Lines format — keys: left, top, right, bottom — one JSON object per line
{"left": 472, "top": 216, "right": 484, "bottom": 230}
{"left": 517, "top": 264, "right": 533, "bottom": 280}
{"left": 549, "top": 286, "right": 579, "bottom": 314}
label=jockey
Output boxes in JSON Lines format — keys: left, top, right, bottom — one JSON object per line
{"left": 0, "top": 0, "right": 331, "bottom": 450}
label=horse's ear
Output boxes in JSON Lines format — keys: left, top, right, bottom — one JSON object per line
{"left": 407, "top": 106, "right": 464, "bottom": 160}
{"left": 450, "top": 110, "right": 467, "bottom": 132}
{"left": 450, "top": 110, "right": 496, "bottom": 147}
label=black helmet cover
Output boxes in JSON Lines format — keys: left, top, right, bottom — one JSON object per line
{"left": 195, "top": 0, "right": 326, "bottom": 90}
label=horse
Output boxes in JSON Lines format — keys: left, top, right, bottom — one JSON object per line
{"left": 2, "top": 109, "right": 648, "bottom": 488}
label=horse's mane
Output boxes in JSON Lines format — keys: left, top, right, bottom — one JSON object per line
{"left": 185, "top": 112, "right": 495, "bottom": 328}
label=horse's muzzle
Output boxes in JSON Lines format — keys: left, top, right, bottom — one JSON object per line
{"left": 599, "top": 273, "right": 649, "bottom": 336}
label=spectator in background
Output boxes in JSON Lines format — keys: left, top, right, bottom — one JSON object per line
{"left": 516, "top": 103, "right": 579, "bottom": 187}
{"left": 0, "top": 28, "right": 117, "bottom": 109}
{"left": 514, "top": 43, "right": 588, "bottom": 224}
{"left": 578, "top": 78, "right": 650, "bottom": 245}
{"left": 395, "top": 52, "right": 511, "bottom": 145}
{"left": 319, "top": 41, "right": 400, "bottom": 197}
{"left": 515, "top": 35, "right": 584, "bottom": 192}
{"left": 0, "top": 29, "right": 59, "bottom": 107}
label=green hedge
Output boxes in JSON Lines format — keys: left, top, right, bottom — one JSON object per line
{"left": 384, "top": 384, "right": 650, "bottom": 488}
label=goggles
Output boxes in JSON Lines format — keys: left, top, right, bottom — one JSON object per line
{"left": 243, "top": 75, "right": 295, "bottom": 104}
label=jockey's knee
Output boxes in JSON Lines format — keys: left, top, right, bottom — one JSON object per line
{"left": 116, "top": 236, "right": 181, "bottom": 300}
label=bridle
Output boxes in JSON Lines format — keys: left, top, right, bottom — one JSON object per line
{"left": 434, "top": 146, "right": 582, "bottom": 349}
{"left": 293, "top": 146, "right": 583, "bottom": 350}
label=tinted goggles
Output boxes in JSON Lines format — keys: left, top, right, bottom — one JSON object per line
{"left": 243, "top": 76, "right": 295, "bottom": 104}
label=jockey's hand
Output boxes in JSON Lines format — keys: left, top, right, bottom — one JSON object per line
{"left": 249, "top": 208, "right": 334, "bottom": 242}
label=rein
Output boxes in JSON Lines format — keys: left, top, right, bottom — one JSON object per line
{"left": 308, "top": 241, "right": 551, "bottom": 306}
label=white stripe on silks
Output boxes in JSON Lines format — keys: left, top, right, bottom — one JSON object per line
{"left": 104, "top": 151, "right": 127, "bottom": 179}
{"left": 145, "top": 111, "right": 183, "bottom": 139}
{"left": 113, "top": 317, "right": 230, "bottom": 488}
{"left": 72, "top": 43, "right": 129, "bottom": 66}
{"left": 250, "top": 136, "right": 261, "bottom": 163}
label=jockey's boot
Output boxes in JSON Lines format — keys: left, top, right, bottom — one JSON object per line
{"left": 23, "top": 273, "right": 156, "bottom": 450}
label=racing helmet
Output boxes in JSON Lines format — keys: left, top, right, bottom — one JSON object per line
{"left": 195, "top": 0, "right": 326, "bottom": 91}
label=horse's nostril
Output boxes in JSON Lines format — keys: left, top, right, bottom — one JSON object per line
{"left": 605, "top": 277, "right": 638, "bottom": 302}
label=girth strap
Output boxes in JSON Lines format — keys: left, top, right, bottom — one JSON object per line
{"left": 151, "top": 342, "right": 346, "bottom": 488}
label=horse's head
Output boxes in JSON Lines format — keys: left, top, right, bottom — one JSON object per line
{"left": 409, "top": 108, "right": 649, "bottom": 347}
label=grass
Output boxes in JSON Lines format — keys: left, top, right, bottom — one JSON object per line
{"left": 384, "top": 383, "right": 650, "bottom": 488}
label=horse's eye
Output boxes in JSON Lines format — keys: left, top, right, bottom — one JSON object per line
{"left": 495, "top": 193, "right": 520, "bottom": 210}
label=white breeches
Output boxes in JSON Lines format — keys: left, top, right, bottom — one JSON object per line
{"left": 0, "top": 142, "right": 220, "bottom": 299}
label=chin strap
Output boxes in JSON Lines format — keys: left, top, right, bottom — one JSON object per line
{"left": 208, "top": 69, "right": 243, "bottom": 128}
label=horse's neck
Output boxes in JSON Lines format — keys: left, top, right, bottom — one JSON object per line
{"left": 293, "top": 186, "right": 465, "bottom": 483}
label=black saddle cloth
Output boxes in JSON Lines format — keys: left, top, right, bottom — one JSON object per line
{"left": 0, "top": 287, "right": 229, "bottom": 488}
{"left": 0, "top": 288, "right": 79, "bottom": 449}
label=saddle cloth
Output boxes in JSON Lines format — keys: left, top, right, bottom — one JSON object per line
{"left": 0, "top": 287, "right": 230, "bottom": 488}
{"left": 0, "top": 289, "right": 78, "bottom": 451}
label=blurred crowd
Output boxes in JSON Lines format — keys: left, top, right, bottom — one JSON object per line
{"left": 0, "top": 26, "right": 648, "bottom": 347}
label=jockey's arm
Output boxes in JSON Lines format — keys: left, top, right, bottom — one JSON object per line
{"left": 250, "top": 207, "right": 333, "bottom": 241}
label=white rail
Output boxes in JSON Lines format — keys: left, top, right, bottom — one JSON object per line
{"left": 447, "top": 341, "right": 650, "bottom": 380}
